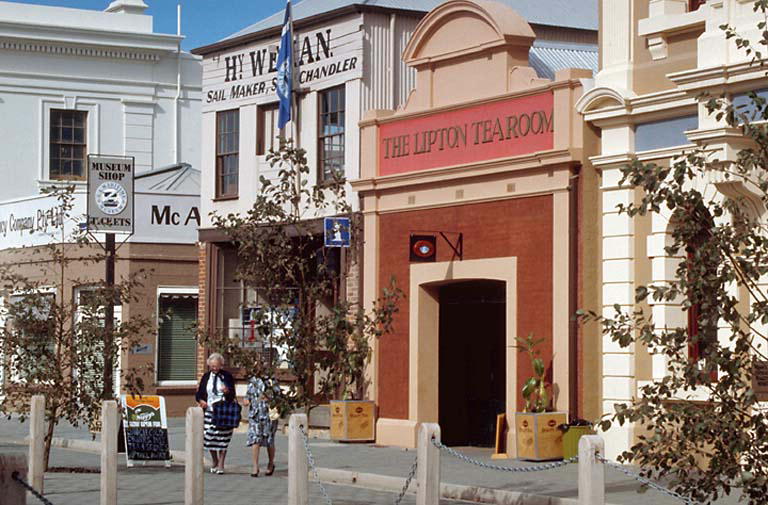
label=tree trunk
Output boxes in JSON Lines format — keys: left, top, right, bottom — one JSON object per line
{"left": 43, "top": 413, "right": 56, "bottom": 471}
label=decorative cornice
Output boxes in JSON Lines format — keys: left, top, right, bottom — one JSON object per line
{"left": 0, "top": 40, "right": 160, "bottom": 61}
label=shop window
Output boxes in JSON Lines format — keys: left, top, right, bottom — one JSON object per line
{"left": 50, "top": 109, "right": 87, "bottom": 181}
{"left": 216, "top": 109, "right": 239, "bottom": 198}
{"left": 157, "top": 294, "right": 198, "bottom": 382}
{"left": 688, "top": 0, "right": 705, "bottom": 11}
{"left": 6, "top": 291, "right": 56, "bottom": 384}
{"left": 318, "top": 86, "right": 345, "bottom": 183}
{"left": 73, "top": 287, "right": 122, "bottom": 397}
{"left": 257, "top": 102, "right": 280, "bottom": 156}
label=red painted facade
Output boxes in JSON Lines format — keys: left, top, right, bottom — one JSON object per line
{"left": 376, "top": 196, "right": 554, "bottom": 419}
{"left": 378, "top": 92, "right": 554, "bottom": 176}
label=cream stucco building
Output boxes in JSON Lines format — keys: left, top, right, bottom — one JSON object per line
{"left": 577, "top": 0, "right": 768, "bottom": 458}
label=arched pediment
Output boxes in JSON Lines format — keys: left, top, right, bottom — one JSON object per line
{"left": 402, "top": 0, "right": 535, "bottom": 67}
{"left": 575, "top": 86, "right": 633, "bottom": 114}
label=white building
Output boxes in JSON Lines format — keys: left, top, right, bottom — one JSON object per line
{"left": 0, "top": 0, "right": 203, "bottom": 415}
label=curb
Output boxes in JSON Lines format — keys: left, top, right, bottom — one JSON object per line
{"left": 315, "top": 467, "right": 585, "bottom": 505}
{"left": 2, "top": 436, "right": 620, "bottom": 505}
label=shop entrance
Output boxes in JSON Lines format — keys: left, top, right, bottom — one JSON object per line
{"left": 438, "top": 280, "right": 506, "bottom": 447}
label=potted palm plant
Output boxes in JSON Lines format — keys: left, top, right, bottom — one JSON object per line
{"left": 514, "top": 334, "right": 567, "bottom": 460}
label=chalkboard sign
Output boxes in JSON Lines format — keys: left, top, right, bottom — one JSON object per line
{"left": 753, "top": 361, "right": 768, "bottom": 401}
{"left": 120, "top": 395, "right": 171, "bottom": 467}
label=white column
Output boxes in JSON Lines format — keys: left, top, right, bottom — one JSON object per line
{"left": 416, "top": 423, "right": 441, "bottom": 505}
{"left": 185, "top": 407, "right": 204, "bottom": 505}
{"left": 100, "top": 400, "right": 118, "bottom": 505}
{"left": 288, "top": 414, "right": 309, "bottom": 505}
{"left": 27, "top": 395, "right": 45, "bottom": 494}
{"left": 578, "top": 435, "right": 605, "bottom": 505}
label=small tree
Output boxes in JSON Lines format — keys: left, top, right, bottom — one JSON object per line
{"left": 0, "top": 186, "right": 152, "bottom": 469}
{"left": 200, "top": 140, "right": 402, "bottom": 414}
{"left": 581, "top": 3, "right": 768, "bottom": 503}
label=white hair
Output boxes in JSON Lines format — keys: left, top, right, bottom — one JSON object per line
{"left": 206, "top": 353, "right": 225, "bottom": 366}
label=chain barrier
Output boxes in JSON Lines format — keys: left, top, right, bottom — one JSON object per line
{"left": 393, "top": 456, "right": 418, "bottom": 505}
{"left": 11, "top": 471, "right": 55, "bottom": 505}
{"left": 596, "top": 454, "right": 697, "bottom": 505}
{"left": 299, "top": 425, "right": 334, "bottom": 505}
{"left": 431, "top": 436, "right": 577, "bottom": 472}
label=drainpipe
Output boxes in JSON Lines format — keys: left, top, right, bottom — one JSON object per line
{"left": 174, "top": 3, "right": 182, "bottom": 164}
{"left": 389, "top": 13, "right": 397, "bottom": 109}
{"left": 568, "top": 169, "right": 580, "bottom": 421}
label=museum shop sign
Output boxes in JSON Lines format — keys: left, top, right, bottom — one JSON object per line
{"left": 203, "top": 16, "right": 363, "bottom": 110}
{"left": 378, "top": 92, "right": 555, "bottom": 176}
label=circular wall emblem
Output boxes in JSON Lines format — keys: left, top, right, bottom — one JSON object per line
{"left": 95, "top": 182, "right": 128, "bottom": 215}
{"left": 412, "top": 239, "right": 435, "bottom": 259}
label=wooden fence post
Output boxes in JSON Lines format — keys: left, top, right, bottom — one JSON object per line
{"left": 578, "top": 435, "right": 605, "bottom": 505}
{"left": 0, "top": 453, "right": 27, "bottom": 505}
{"left": 28, "top": 395, "right": 45, "bottom": 494}
{"left": 185, "top": 406, "right": 204, "bottom": 505}
{"left": 417, "top": 423, "right": 441, "bottom": 505}
{"left": 288, "top": 414, "right": 308, "bottom": 505}
{"left": 100, "top": 400, "right": 118, "bottom": 505}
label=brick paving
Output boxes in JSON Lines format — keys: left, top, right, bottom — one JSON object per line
{"left": 0, "top": 416, "right": 741, "bottom": 505}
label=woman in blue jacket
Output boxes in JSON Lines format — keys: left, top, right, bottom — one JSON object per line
{"left": 195, "top": 353, "right": 236, "bottom": 474}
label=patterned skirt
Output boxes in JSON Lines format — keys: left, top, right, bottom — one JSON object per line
{"left": 204, "top": 408, "right": 234, "bottom": 451}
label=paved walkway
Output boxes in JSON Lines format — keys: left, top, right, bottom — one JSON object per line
{"left": 0, "top": 416, "right": 740, "bottom": 505}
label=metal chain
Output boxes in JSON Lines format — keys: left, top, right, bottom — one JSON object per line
{"left": 596, "top": 455, "right": 697, "bottom": 505}
{"left": 393, "top": 456, "right": 418, "bottom": 505}
{"left": 431, "top": 437, "right": 577, "bottom": 472}
{"left": 11, "top": 472, "right": 55, "bottom": 505}
{"left": 298, "top": 425, "right": 334, "bottom": 505}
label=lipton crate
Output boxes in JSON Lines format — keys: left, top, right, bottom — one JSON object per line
{"left": 329, "top": 400, "right": 375, "bottom": 442}
{"left": 515, "top": 412, "right": 567, "bottom": 461}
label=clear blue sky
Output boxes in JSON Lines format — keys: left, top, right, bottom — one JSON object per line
{"left": 2, "top": 0, "right": 294, "bottom": 50}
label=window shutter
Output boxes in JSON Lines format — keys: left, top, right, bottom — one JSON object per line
{"left": 157, "top": 296, "right": 198, "bottom": 381}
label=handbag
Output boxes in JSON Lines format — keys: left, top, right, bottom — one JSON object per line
{"left": 212, "top": 400, "right": 242, "bottom": 429}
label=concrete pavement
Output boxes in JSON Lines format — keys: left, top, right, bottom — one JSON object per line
{"left": 0, "top": 416, "right": 741, "bottom": 505}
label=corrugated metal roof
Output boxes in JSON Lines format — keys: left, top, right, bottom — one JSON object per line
{"left": 529, "top": 41, "right": 598, "bottom": 80}
{"left": 224, "top": 0, "right": 597, "bottom": 42}
{"left": 136, "top": 163, "right": 201, "bottom": 194}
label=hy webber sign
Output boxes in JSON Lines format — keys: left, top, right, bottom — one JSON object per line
{"left": 87, "top": 155, "right": 134, "bottom": 234}
{"left": 378, "top": 92, "right": 554, "bottom": 176}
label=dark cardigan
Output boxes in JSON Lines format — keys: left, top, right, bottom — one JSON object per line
{"left": 195, "top": 370, "right": 236, "bottom": 403}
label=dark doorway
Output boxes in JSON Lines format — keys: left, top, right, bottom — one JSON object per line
{"left": 439, "top": 280, "right": 506, "bottom": 447}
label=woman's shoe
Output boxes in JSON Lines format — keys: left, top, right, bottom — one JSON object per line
{"left": 209, "top": 468, "right": 217, "bottom": 474}
{"left": 215, "top": 468, "right": 224, "bottom": 475}
{"left": 265, "top": 463, "right": 275, "bottom": 476}
{"left": 250, "top": 471, "right": 259, "bottom": 478}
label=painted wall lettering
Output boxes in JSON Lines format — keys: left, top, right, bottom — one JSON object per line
{"left": 378, "top": 92, "right": 555, "bottom": 176}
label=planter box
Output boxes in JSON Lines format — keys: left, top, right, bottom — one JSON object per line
{"left": 329, "top": 400, "right": 375, "bottom": 442}
{"left": 562, "top": 425, "right": 595, "bottom": 459}
{"left": 515, "top": 412, "right": 567, "bottom": 461}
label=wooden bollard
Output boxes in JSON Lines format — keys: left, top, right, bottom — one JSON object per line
{"left": 578, "top": 435, "right": 605, "bottom": 505}
{"left": 288, "top": 414, "right": 308, "bottom": 505}
{"left": 185, "top": 407, "right": 204, "bottom": 505}
{"left": 0, "top": 453, "right": 27, "bottom": 505}
{"left": 100, "top": 400, "right": 118, "bottom": 505}
{"left": 28, "top": 395, "right": 45, "bottom": 495}
{"left": 417, "top": 423, "right": 441, "bottom": 505}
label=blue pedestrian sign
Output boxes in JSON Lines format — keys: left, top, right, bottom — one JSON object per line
{"left": 324, "top": 217, "right": 351, "bottom": 247}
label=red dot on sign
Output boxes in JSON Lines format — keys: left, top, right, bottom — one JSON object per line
{"left": 412, "top": 240, "right": 434, "bottom": 258}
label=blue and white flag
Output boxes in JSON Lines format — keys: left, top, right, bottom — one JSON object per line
{"left": 276, "top": 0, "right": 293, "bottom": 130}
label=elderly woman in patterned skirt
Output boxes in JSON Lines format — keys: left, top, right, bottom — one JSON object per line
{"left": 195, "top": 353, "right": 236, "bottom": 474}
{"left": 245, "top": 374, "right": 281, "bottom": 477}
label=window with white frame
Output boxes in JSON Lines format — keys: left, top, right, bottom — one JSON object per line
{"left": 73, "top": 287, "right": 122, "bottom": 397}
{"left": 156, "top": 292, "right": 198, "bottom": 382}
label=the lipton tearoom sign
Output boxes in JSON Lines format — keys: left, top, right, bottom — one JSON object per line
{"left": 378, "top": 92, "right": 554, "bottom": 176}
{"left": 87, "top": 154, "right": 134, "bottom": 234}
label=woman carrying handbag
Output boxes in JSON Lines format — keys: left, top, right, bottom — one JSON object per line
{"left": 195, "top": 353, "right": 238, "bottom": 474}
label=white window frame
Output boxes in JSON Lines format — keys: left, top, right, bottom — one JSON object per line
{"left": 73, "top": 286, "right": 122, "bottom": 398}
{"left": 6, "top": 286, "right": 57, "bottom": 385}
{"left": 39, "top": 98, "right": 100, "bottom": 186}
{"left": 155, "top": 286, "right": 199, "bottom": 386}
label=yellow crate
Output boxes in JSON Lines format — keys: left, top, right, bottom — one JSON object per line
{"left": 329, "top": 400, "right": 375, "bottom": 442}
{"left": 515, "top": 412, "right": 567, "bottom": 461}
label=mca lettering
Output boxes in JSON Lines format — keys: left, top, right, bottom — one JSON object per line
{"left": 151, "top": 205, "right": 200, "bottom": 227}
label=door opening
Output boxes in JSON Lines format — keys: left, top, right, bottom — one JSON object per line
{"left": 438, "top": 280, "right": 506, "bottom": 447}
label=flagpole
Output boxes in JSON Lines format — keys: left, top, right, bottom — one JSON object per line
{"left": 288, "top": 3, "right": 300, "bottom": 221}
